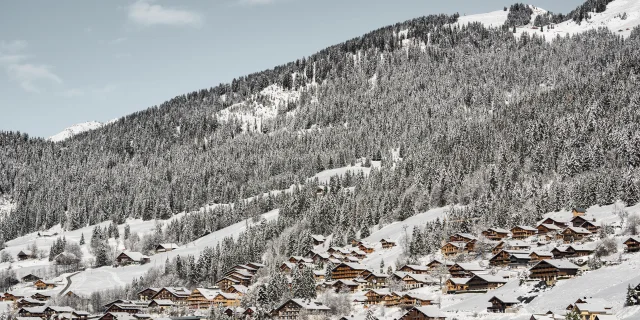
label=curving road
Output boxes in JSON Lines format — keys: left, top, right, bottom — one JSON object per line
{"left": 58, "top": 271, "right": 81, "bottom": 296}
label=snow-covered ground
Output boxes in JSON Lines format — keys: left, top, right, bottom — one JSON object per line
{"left": 48, "top": 121, "right": 106, "bottom": 142}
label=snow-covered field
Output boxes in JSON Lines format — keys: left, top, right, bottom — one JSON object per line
{"left": 48, "top": 120, "right": 118, "bottom": 142}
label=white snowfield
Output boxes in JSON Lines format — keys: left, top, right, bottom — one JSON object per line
{"left": 454, "top": 0, "right": 640, "bottom": 40}
{"left": 48, "top": 121, "right": 105, "bottom": 142}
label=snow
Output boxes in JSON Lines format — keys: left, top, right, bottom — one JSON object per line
{"left": 307, "top": 162, "right": 379, "bottom": 185}
{"left": 48, "top": 119, "right": 117, "bottom": 142}
{"left": 455, "top": 9, "right": 510, "bottom": 28}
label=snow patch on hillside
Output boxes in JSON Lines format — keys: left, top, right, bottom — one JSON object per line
{"left": 0, "top": 196, "right": 15, "bottom": 218}
{"left": 456, "top": 9, "right": 510, "bottom": 28}
{"left": 48, "top": 118, "right": 118, "bottom": 142}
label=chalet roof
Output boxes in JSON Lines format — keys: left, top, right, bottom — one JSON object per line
{"left": 364, "top": 272, "right": 388, "bottom": 279}
{"left": 380, "top": 238, "right": 395, "bottom": 243}
{"left": 247, "top": 262, "right": 265, "bottom": 268}
{"left": 290, "top": 255, "right": 305, "bottom": 261}
{"left": 45, "top": 306, "right": 75, "bottom": 313}
{"left": 402, "top": 292, "right": 435, "bottom": 301}
{"left": 18, "top": 298, "right": 45, "bottom": 304}
{"left": 366, "top": 289, "right": 390, "bottom": 296}
{"left": 451, "top": 262, "right": 485, "bottom": 271}
{"left": 447, "top": 277, "right": 471, "bottom": 285}
{"left": 553, "top": 245, "right": 572, "bottom": 253}
{"left": 570, "top": 244, "right": 595, "bottom": 252}
{"left": 335, "top": 262, "right": 368, "bottom": 271}
{"left": 401, "top": 264, "right": 429, "bottom": 271}
{"left": 565, "top": 226, "right": 591, "bottom": 234}
{"left": 530, "top": 250, "right": 553, "bottom": 257}
{"left": 101, "top": 313, "right": 136, "bottom": 320}
{"left": 358, "top": 242, "right": 375, "bottom": 249}
{"left": 573, "top": 207, "right": 586, "bottom": 213}
{"left": 230, "top": 285, "right": 248, "bottom": 294}
{"left": 539, "top": 223, "right": 562, "bottom": 231}
{"left": 535, "top": 259, "right": 579, "bottom": 270}
{"left": 350, "top": 249, "right": 367, "bottom": 255}
{"left": 18, "top": 250, "right": 33, "bottom": 256}
{"left": 215, "top": 292, "right": 240, "bottom": 300}
{"left": 311, "top": 235, "right": 325, "bottom": 242}
{"left": 409, "top": 306, "right": 447, "bottom": 318}
{"left": 403, "top": 273, "right": 435, "bottom": 283}
{"left": 487, "top": 227, "right": 510, "bottom": 234}
{"left": 21, "top": 274, "right": 41, "bottom": 280}
{"left": 279, "top": 299, "right": 331, "bottom": 311}
{"left": 510, "top": 253, "right": 532, "bottom": 260}
{"left": 454, "top": 233, "right": 478, "bottom": 241}
{"left": 333, "top": 279, "right": 359, "bottom": 286}
{"left": 471, "top": 274, "right": 507, "bottom": 283}
{"left": 593, "top": 315, "right": 617, "bottom": 320}
{"left": 19, "top": 307, "right": 47, "bottom": 314}
{"left": 625, "top": 236, "right": 640, "bottom": 243}
{"left": 137, "top": 287, "right": 161, "bottom": 295}
{"left": 161, "top": 287, "right": 191, "bottom": 297}
{"left": 392, "top": 271, "right": 410, "bottom": 279}
{"left": 539, "top": 216, "right": 571, "bottom": 224}
{"left": 149, "top": 299, "right": 175, "bottom": 306}
{"left": 574, "top": 302, "right": 611, "bottom": 313}
{"left": 16, "top": 317, "right": 43, "bottom": 320}
{"left": 313, "top": 252, "right": 330, "bottom": 259}
{"left": 157, "top": 243, "right": 179, "bottom": 250}
{"left": 281, "top": 262, "right": 296, "bottom": 269}
{"left": 192, "top": 288, "right": 219, "bottom": 300}
{"left": 490, "top": 295, "right": 520, "bottom": 304}
{"left": 444, "top": 241, "right": 468, "bottom": 249}
{"left": 427, "top": 259, "right": 454, "bottom": 267}
{"left": 72, "top": 311, "right": 90, "bottom": 316}
{"left": 507, "top": 240, "right": 531, "bottom": 247}
{"left": 328, "top": 258, "right": 342, "bottom": 264}
{"left": 118, "top": 251, "right": 149, "bottom": 262}
{"left": 513, "top": 225, "right": 537, "bottom": 232}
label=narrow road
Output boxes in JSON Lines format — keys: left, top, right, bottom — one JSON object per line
{"left": 58, "top": 271, "right": 81, "bottom": 296}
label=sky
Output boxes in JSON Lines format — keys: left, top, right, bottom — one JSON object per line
{"left": 0, "top": 0, "right": 584, "bottom": 138}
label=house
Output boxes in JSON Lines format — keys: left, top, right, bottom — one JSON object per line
{"left": 445, "top": 277, "right": 471, "bottom": 293}
{"left": 510, "top": 226, "right": 537, "bottom": 239}
{"left": 572, "top": 207, "right": 586, "bottom": 217}
{"left": 155, "top": 243, "right": 179, "bottom": 253}
{"left": 137, "top": 288, "right": 160, "bottom": 301}
{"left": 441, "top": 242, "right": 468, "bottom": 257}
{"left": 448, "top": 262, "right": 485, "bottom": 278}
{"left": 115, "top": 252, "right": 150, "bottom": 266}
{"left": 357, "top": 243, "right": 375, "bottom": 254}
{"left": 488, "top": 295, "right": 520, "bottom": 313}
{"left": 490, "top": 250, "right": 517, "bottom": 266}
{"left": 216, "top": 277, "right": 242, "bottom": 292}
{"left": 34, "top": 280, "right": 58, "bottom": 290}
{"left": 150, "top": 287, "right": 191, "bottom": 305}
{"left": 313, "top": 270, "right": 325, "bottom": 282}
{"left": 482, "top": 228, "right": 510, "bottom": 241}
{"left": 331, "top": 279, "right": 360, "bottom": 293}
{"left": 364, "top": 289, "right": 391, "bottom": 305}
{"left": 399, "top": 306, "right": 447, "bottom": 320}
{"left": 538, "top": 217, "right": 570, "bottom": 228}
{"left": 3, "top": 292, "right": 25, "bottom": 301}
{"left": 101, "top": 300, "right": 148, "bottom": 311}
{"left": 572, "top": 302, "right": 613, "bottom": 320}
{"left": 570, "top": 244, "right": 595, "bottom": 257}
{"left": 288, "top": 256, "right": 312, "bottom": 264}
{"left": 17, "top": 250, "right": 34, "bottom": 261}
{"left": 506, "top": 240, "right": 532, "bottom": 251}
{"left": 450, "top": 233, "right": 478, "bottom": 248}
{"left": 310, "top": 252, "right": 331, "bottom": 264}
{"left": 380, "top": 238, "right": 396, "bottom": 249}
{"left": 492, "top": 241, "right": 505, "bottom": 255}
{"left": 401, "top": 274, "right": 436, "bottom": 289}
{"left": 426, "top": 259, "right": 454, "bottom": 271}
{"left": 399, "top": 264, "right": 430, "bottom": 275}
{"left": 228, "top": 285, "right": 248, "bottom": 296}
{"left": 529, "top": 260, "right": 579, "bottom": 281}
{"left": 44, "top": 306, "right": 75, "bottom": 318}
{"left": 509, "top": 253, "right": 532, "bottom": 267}
{"left": 186, "top": 288, "right": 218, "bottom": 309}
{"left": 562, "top": 227, "right": 591, "bottom": 243}
{"left": 331, "top": 263, "right": 368, "bottom": 280}
{"left": 16, "top": 298, "right": 46, "bottom": 308}
{"left": 363, "top": 273, "right": 388, "bottom": 289}
{"left": 311, "top": 235, "right": 325, "bottom": 246}
{"left": 104, "top": 304, "right": 144, "bottom": 315}
{"left": 349, "top": 249, "right": 367, "bottom": 260}
{"left": 466, "top": 274, "right": 507, "bottom": 291}
{"left": 147, "top": 299, "right": 175, "bottom": 310}
{"left": 30, "top": 293, "right": 51, "bottom": 301}
{"left": 537, "top": 224, "right": 562, "bottom": 235}
{"left": 551, "top": 245, "right": 575, "bottom": 259}
{"left": 571, "top": 216, "right": 600, "bottom": 232}
{"left": 21, "top": 274, "right": 42, "bottom": 283}
{"left": 399, "top": 293, "right": 434, "bottom": 307}
{"left": 18, "top": 307, "right": 47, "bottom": 318}
{"left": 624, "top": 236, "right": 640, "bottom": 253}
{"left": 280, "top": 262, "right": 296, "bottom": 274}
{"left": 212, "top": 292, "right": 240, "bottom": 307}
{"left": 529, "top": 251, "right": 553, "bottom": 262}
{"left": 271, "top": 299, "right": 330, "bottom": 320}
{"left": 243, "top": 307, "right": 256, "bottom": 318}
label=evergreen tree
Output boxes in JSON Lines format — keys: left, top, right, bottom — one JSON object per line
{"left": 79, "top": 233, "right": 85, "bottom": 245}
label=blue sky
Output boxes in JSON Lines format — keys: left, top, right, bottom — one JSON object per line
{"left": 0, "top": 0, "right": 583, "bottom": 138}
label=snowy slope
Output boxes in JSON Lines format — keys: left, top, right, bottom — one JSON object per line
{"left": 48, "top": 121, "right": 104, "bottom": 142}
{"left": 455, "top": 9, "right": 510, "bottom": 28}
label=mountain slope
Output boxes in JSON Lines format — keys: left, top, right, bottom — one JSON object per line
{"left": 48, "top": 121, "right": 105, "bottom": 142}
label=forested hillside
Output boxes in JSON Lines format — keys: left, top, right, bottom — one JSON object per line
{"left": 1, "top": 2, "right": 640, "bottom": 248}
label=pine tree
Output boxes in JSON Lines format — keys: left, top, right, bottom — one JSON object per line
{"left": 79, "top": 233, "right": 85, "bottom": 245}
{"left": 565, "top": 310, "right": 580, "bottom": 320}
{"left": 626, "top": 284, "right": 637, "bottom": 306}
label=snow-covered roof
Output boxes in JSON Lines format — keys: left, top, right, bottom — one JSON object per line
{"left": 311, "top": 235, "right": 325, "bottom": 241}
{"left": 454, "top": 233, "right": 478, "bottom": 241}
{"left": 288, "top": 299, "right": 331, "bottom": 311}
{"left": 445, "top": 241, "right": 468, "bottom": 249}
{"left": 514, "top": 225, "right": 537, "bottom": 231}
{"left": 539, "top": 223, "right": 562, "bottom": 230}
{"left": 162, "top": 287, "right": 191, "bottom": 297}
{"left": 46, "top": 306, "right": 75, "bottom": 313}
{"left": 402, "top": 264, "right": 429, "bottom": 271}
{"left": 490, "top": 295, "right": 520, "bottom": 304}
{"left": 565, "top": 226, "right": 591, "bottom": 234}
{"left": 472, "top": 274, "right": 507, "bottom": 283}
{"left": 537, "top": 259, "right": 579, "bottom": 270}
{"left": 510, "top": 253, "right": 532, "bottom": 260}
{"left": 19, "top": 307, "right": 46, "bottom": 313}
{"left": 215, "top": 292, "right": 240, "bottom": 300}
{"left": 447, "top": 277, "right": 471, "bottom": 285}
{"left": 452, "top": 262, "right": 485, "bottom": 271}
{"left": 193, "top": 288, "right": 219, "bottom": 300}
{"left": 507, "top": 240, "right": 531, "bottom": 247}
{"left": 574, "top": 302, "right": 611, "bottom": 313}
{"left": 530, "top": 250, "right": 553, "bottom": 257}
{"left": 488, "top": 227, "right": 510, "bottom": 234}
{"left": 625, "top": 236, "right": 640, "bottom": 243}
{"left": 409, "top": 306, "right": 447, "bottom": 318}
{"left": 157, "top": 243, "right": 178, "bottom": 250}
{"left": 118, "top": 251, "right": 149, "bottom": 262}
{"left": 230, "top": 285, "right": 248, "bottom": 294}
{"left": 570, "top": 244, "right": 595, "bottom": 252}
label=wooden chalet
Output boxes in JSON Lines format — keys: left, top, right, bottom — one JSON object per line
{"left": 216, "top": 277, "right": 242, "bottom": 292}
{"left": 246, "top": 262, "right": 265, "bottom": 270}
{"left": 331, "top": 263, "right": 368, "bottom": 280}
{"left": 399, "top": 306, "right": 447, "bottom": 320}
{"left": 17, "top": 250, "right": 34, "bottom": 261}
{"left": 349, "top": 249, "right": 367, "bottom": 260}
{"left": 310, "top": 252, "right": 331, "bottom": 264}
{"left": 313, "top": 270, "right": 325, "bottom": 282}
{"left": 529, "top": 251, "right": 553, "bottom": 262}
{"left": 449, "top": 262, "right": 485, "bottom": 278}
{"left": 137, "top": 288, "right": 160, "bottom": 301}
{"left": 467, "top": 274, "right": 507, "bottom": 291}
{"left": 399, "top": 293, "right": 434, "bottom": 307}
{"left": 288, "top": 256, "right": 312, "bottom": 264}
{"left": 44, "top": 306, "right": 76, "bottom": 319}
{"left": 571, "top": 216, "right": 600, "bottom": 232}
{"left": 551, "top": 245, "right": 575, "bottom": 259}
{"left": 562, "top": 227, "right": 591, "bottom": 243}
{"left": 570, "top": 244, "right": 595, "bottom": 257}
{"left": 279, "top": 262, "right": 296, "bottom": 274}
{"left": 364, "top": 289, "right": 391, "bottom": 305}
{"left": 492, "top": 241, "right": 505, "bottom": 255}
{"left": 488, "top": 295, "right": 520, "bottom": 313}
{"left": 18, "top": 307, "right": 47, "bottom": 318}
{"left": 150, "top": 287, "right": 191, "bottom": 305}
{"left": 34, "top": 280, "right": 57, "bottom": 290}
{"left": 115, "top": 252, "right": 150, "bottom": 266}
{"left": 572, "top": 207, "right": 586, "bottom": 217}
{"left": 450, "top": 233, "right": 478, "bottom": 250}
{"left": 187, "top": 288, "right": 218, "bottom": 309}
{"left": 212, "top": 292, "right": 240, "bottom": 307}
{"left": 482, "top": 228, "right": 510, "bottom": 241}
{"left": 30, "top": 293, "right": 51, "bottom": 301}
{"left": 529, "top": 260, "right": 579, "bottom": 281}
{"left": 357, "top": 242, "right": 375, "bottom": 254}
{"left": 331, "top": 280, "right": 360, "bottom": 293}
{"left": 16, "top": 298, "right": 46, "bottom": 308}
{"left": 510, "top": 226, "right": 537, "bottom": 239}
{"left": 104, "top": 304, "right": 144, "bottom": 315}
{"left": 380, "top": 238, "right": 396, "bottom": 249}
{"left": 445, "top": 277, "right": 471, "bottom": 293}
{"left": 624, "top": 236, "right": 640, "bottom": 253}
{"left": 489, "top": 250, "right": 515, "bottom": 267}
{"left": 21, "top": 274, "right": 41, "bottom": 283}
{"left": 538, "top": 217, "right": 570, "bottom": 228}
{"left": 399, "top": 264, "right": 430, "bottom": 275}
{"left": 147, "top": 299, "right": 175, "bottom": 310}
{"left": 311, "top": 235, "right": 325, "bottom": 246}
{"left": 426, "top": 259, "right": 454, "bottom": 271}
{"left": 572, "top": 302, "right": 613, "bottom": 320}
{"left": 536, "top": 224, "right": 562, "bottom": 235}
{"left": 363, "top": 273, "right": 388, "bottom": 289}
{"left": 101, "top": 299, "right": 147, "bottom": 311}
{"left": 506, "top": 240, "right": 532, "bottom": 251}
{"left": 509, "top": 252, "right": 532, "bottom": 267}
{"left": 2, "top": 292, "right": 25, "bottom": 301}
{"left": 401, "top": 273, "right": 436, "bottom": 290}
{"left": 441, "top": 241, "right": 468, "bottom": 257}
{"left": 271, "top": 299, "right": 330, "bottom": 320}
{"left": 154, "top": 243, "right": 178, "bottom": 253}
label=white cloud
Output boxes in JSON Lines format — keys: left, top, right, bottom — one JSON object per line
{"left": 128, "top": 1, "right": 203, "bottom": 27}
{"left": 7, "top": 63, "right": 62, "bottom": 93}
{"left": 60, "top": 88, "right": 85, "bottom": 98}
{"left": 110, "top": 37, "right": 128, "bottom": 45}
{"left": 0, "top": 54, "right": 28, "bottom": 66}
{"left": 0, "top": 40, "right": 28, "bottom": 53}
